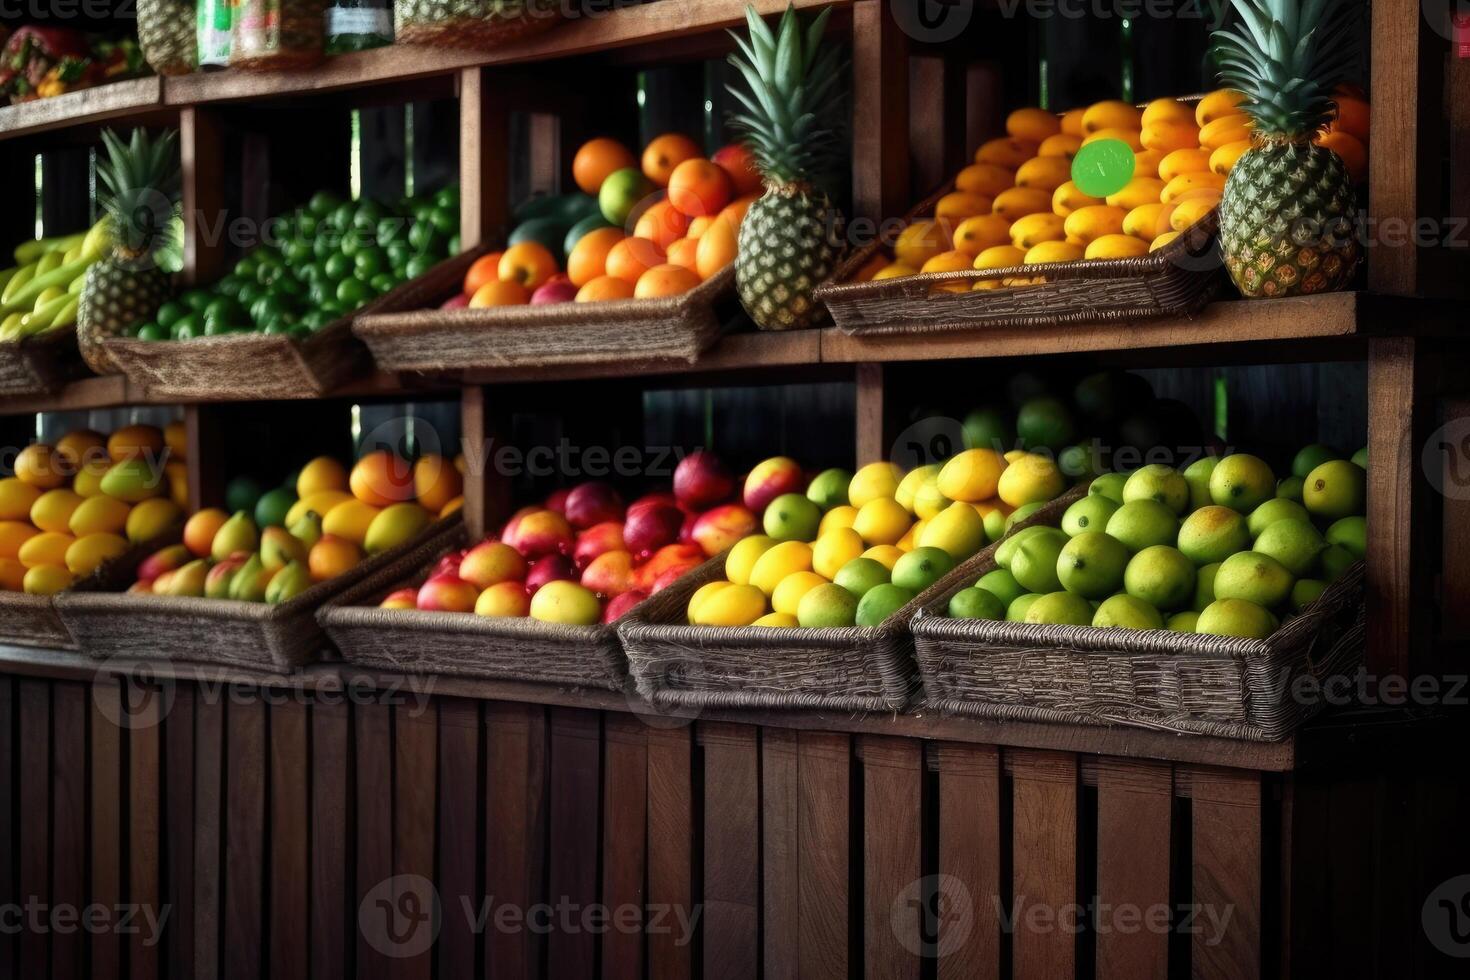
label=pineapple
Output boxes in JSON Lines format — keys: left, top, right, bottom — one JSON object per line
{"left": 136, "top": 0, "right": 198, "bottom": 76}
{"left": 727, "top": 4, "right": 846, "bottom": 331}
{"left": 78, "top": 128, "right": 180, "bottom": 374}
{"left": 1212, "top": 0, "right": 1362, "bottom": 298}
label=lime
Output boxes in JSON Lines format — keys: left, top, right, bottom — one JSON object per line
{"left": 233, "top": 254, "right": 259, "bottom": 280}
{"left": 236, "top": 282, "right": 263, "bottom": 307}
{"left": 174, "top": 315, "right": 202, "bottom": 340}
{"left": 448, "top": 234, "right": 461, "bottom": 255}
{"left": 137, "top": 323, "right": 167, "bottom": 341}
{"left": 313, "top": 236, "right": 337, "bottom": 262}
{"left": 254, "top": 486, "right": 298, "bottom": 527}
{"left": 1016, "top": 396, "right": 1076, "bottom": 451}
{"left": 428, "top": 206, "right": 457, "bottom": 236}
{"left": 433, "top": 185, "right": 459, "bottom": 210}
{"left": 408, "top": 222, "right": 444, "bottom": 255}
{"left": 354, "top": 247, "right": 388, "bottom": 279}
{"left": 329, "top": 202, "right": 356, "bottom": 232}
{"left": 180, "top": 290, "right": 212, "bottom": 312}
{"left": 203, "top": 318, "right": 234, "bottom": 336}
{"left": 353, "top": 198, "right": 386, "bottom": 229}
{"left": 295, "top": 210, "right": 320, "bottom": 239}
{"left": 376, "top": 216, "right": 407, "bottom": 246}
{"left": 370, "top": 273, "right": 398, "bottom": 294}
{"left": 215, "top": 275, "right": 245, "bottom": 297}
{"left": 282, "top": 238, "right": 313, "bottom": 265}
{"left": 225, "top": 476, "right": 265, "bottom": 514}
{"left": 386, "top": 240, "right": 413, "bottom": 269}
{"left": 323, "top": 252, "right": 354, "bottom": 281}
{"left": 262, "top": 319, "right": 292, "bottom": 335}
{"left": 404, "top": 255, "right": 434, "bottom": 279}
{"left": 204, "top": 296, "right": 246, "bottom": 327}
{"left": 256, "top": 262, "right": 286, "bottom": 287}
{"left": 308, "top": 190, "right": 343, "bottom": 217}
{"left": 336, "top": 277, "right": 373, "bottom": 308}
{"left": 1072, "top": 138, "right": 1136, "bottom": 197}
{"left": 251, "top": 294, "right": 290, "bottom": 324}
{"left": 155, "top": 300, "right": 186, "bottom": 329}
{"left": 948, "top": 587, "right": 1005, "bottom": 620}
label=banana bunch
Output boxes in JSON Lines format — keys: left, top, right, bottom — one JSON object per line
{"left": 0, "top": 217, "right": 109, "bottom": 342}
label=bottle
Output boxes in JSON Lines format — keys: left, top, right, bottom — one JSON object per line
{"left": 197, "top": 0, "right": 235, "bottom": 68}
{"left": 325, "top": 0, "right": 393, "bottom": 54}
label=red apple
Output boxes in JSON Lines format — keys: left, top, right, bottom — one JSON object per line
{"left": 525, "top": 554, "right": 576, "bottom": 593}
{"left": 678, "top": 508, "right": 699, "bottom": 544}
{"left": 602, "top": 589, "right": 648, "bottom": 624}
{"left": 416, "top": 574, "right": 479, "bottom": 612}
{"left": 626, "top": 491, "right": 679, "bottom": 517}
{"left": 440, "top": 293, "right": 471, "bottom": 310}
{"left": 498, "top": 504, "right": 543, "bottom": 542}
{"left": 636, "top": 542, "right": 706, "bottom": 591}
{"left": 543, "top": 489, "right": 572, "bottom": 514}
{"left": 137, "top": 544, "right": 191, "bottom": 583}
{"left": 743, "top": 456, "right": 804, "bottom": 513}
{"left": 623, "top": 503, "right": 685, "bottom": 559}
{"left": 380, "top": 588, "right": 418, "bottom": 609}
{"left": 459, "top": 541, "right": 527, "bottom": 589}
{"left": 580, "top": 549, "right": 637, "bottom": 598}
{"left": 564, "top": 481, "right": 625, "bottom": 530}
{"left": 431, "top": 549, "right": 466, "bottom": 579}
{"left": 651, "top": 567, "right": 689, "bottom": 593}
{"left": 673, "top": 449, "right": 735, "bottom": 509}
{"left": 531, "top": 276, "right": 578, "bottom": 304}
{"left": 502, "top": 509, "right": 574, "bottom": 559}
{"left": 574, "top": 521, "right": 626, "bottom": 569}
{"left": 690, "top": 503, "right": 759, "bottom": 557}
{"left": 712, "top": 143, "right": 763, "bottom": 197}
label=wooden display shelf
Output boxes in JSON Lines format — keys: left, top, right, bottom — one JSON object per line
{"left": 0, "top": 77, "right": 165, "bottom": 141}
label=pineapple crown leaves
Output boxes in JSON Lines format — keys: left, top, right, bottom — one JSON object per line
{"left": 1211, "top": 0, "right": 1358, "bottom": 138}
{"left": 726, "top": 3, "right": 845, "bottom": 186}
{"left": 97, "top": 126, "right": 183, "bottom": 263}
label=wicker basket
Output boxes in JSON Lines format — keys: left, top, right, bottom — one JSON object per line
{"left": 99, "top": 253, "right": 464, "bottom": 399}
{"left": 812, "top": 185, "right": 1227, "bottom": 336}
{"left": 317, "top": 523, "right": 640, "bottom": 692}
{"left": 911, "top": 543, "right": 1366, "bottom": 741}
{"left": 352, "top": 247, "right": 736, "bottom": 375}
{"left": 393, "top": 0, "right": 564, "bottom": 51}
{"left": 617, "top": 490, "right": 1087, "bottom": 714}
{"left": 54, "top": 516, "right": 463, "bottom": 673}
{"left": 0, "top": 327, "right": 90, "bottom": 396}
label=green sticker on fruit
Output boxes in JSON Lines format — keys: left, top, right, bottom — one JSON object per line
{"left": 1072, "top": 139, "right": 1136, "bottom": 198}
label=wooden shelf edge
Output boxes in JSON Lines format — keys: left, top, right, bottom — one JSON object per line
{"left": 0, "top": 77, "right": 165, "bottom": 141}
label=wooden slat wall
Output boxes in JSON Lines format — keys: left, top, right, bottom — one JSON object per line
{"left": 0, "top": 675, "right": 1457, "bottom": 980}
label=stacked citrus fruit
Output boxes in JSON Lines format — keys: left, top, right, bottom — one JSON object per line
{"left": 127, "top": 450, "right": 460, "bottom": 603}
{"left": 0, "top": 423, "right": 188, "bottom": 595}
{"left": 452, "top": 134, "right": 760, "bottom": 308}
{"left": 854, "top": 88, "right": 1370, "bottom": 287}
{"left": 686, "top": 450, "right": 1073, "bottom": 629}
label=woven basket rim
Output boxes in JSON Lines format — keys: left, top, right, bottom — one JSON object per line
{"left": 0, "top": 323, "right": 78, "bottom": 353}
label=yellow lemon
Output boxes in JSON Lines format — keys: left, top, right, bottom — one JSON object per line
{"left": 65, "top": 532, "right": 128, "bottom": 576}
{"left": 752, "top": 612, "right": 798, "bottom": 628}
{"left": 23, "top": 564, "right": 74, "bottom": 595}
{"left": 997, "top": 453, "right": 1065, "bottom": 508}
{"left": 1085, "top": 234, "right": 1151, "bottom": 259}
{"left": 1132, "top": 150, "right": 1164, "bottom": 181}
{"left": 749, "top": 541, "right": 814, "bottom": 596}
{"left": 917, "top": 501, "right": 988, "bottom": 560}
{"left": 862, "top": 545, "right": 904, "bottom": 571}
{"left": 993, "top": 187, "right": 1053, "bottom": 223}
{"left": 1063, "top": 205, "right": 1127, "bottom": 246}
{"left": 296, "top": 456, "right": 350, "bottom": 498}
{"left": 818, "top": 505, "right": 859, "bottom": 537}
{"left": 1195, "top": 89, "right": 1246, "bottom": 128}
{"left": 18, "top": 531, "right": 75, "bottom": 569}
{"left": 106, "top": 425, "right": 164, "bottom": 464}
{"left": 952, "top": 213, "right": 1012, "bottom": 256}
{"left": 934, "top": 191, "right": 993, "bottom": 222}
{"left": 321, "top": 499, "right": 382, "bottom": 545}
{"left": 938, "top": 449, "right": 1008, "bottom": 503}
{"left": 692, "top": 583, "right": 767, "bottom": 626}
{"left": 286, "top": 490, "right": 355, "bottom": 528}
{"left": 30, "top": 489, "right": 84, "bottom": 535}
{"left": 1051, "top": 181, "right": 1103, "bottom": 217}
{"left": 0, "top": 521, "right": 39, "bottom": 560}
{"left": 955, "top": 162, "right": 1014, "bottom": 198}
{"left": 1170, "top": 197, "right": 1220, "bottom": 232}
{"left": 772, "top": 570, "right": 830, "bottom": 616}
{"left": 1038, "top": 133, "right": 1082, "bottom": 159}
{"left": 1124, "top": 202, "right": 1177, "bottom": 240}
{"left": 688, "top": 580, "right": 733, "bottom": 623}
{"left": 0, "top": 478, "right": 42, "bottom": 521}
{"left": 68, "top": 494, "right": 131, "bottom": 537}
{"left": 13, "top": 444, "right": 65, "bottom": 490}
{"left": 1141, "top": 98, "right": 1194, "bottom": 128}
{"left": 1009, "top": 212, "right": 1066, "bottom": 250}
{"left": 913, "top": 479, "right": 952, "bottom": 520}
{"left": 895, "top": 464, "right": 940, "bottom": 512}
{"left": 812, "top": 528, "right": 865, "bottom": 580}
{"left": 725, "top": 535, "right": 776, "bottom": 586}
{"left": 848, "top": 462, "right": 903, "bottom": 508}
{"left": 1023, "top": 241, "right": 1083, "bottom": 264}
{"left": 974, "top": 245, "right": 1026, "bottom": 270}
{"left": 1082, "top": 99, "right": 1142, "bottom": 134}
{"left": 853, "top": 497, "right": 911, "bottom": 546}
{"left": 71, "top": 458, "right": 109, "bottom": 497}
{"left": 125, "top": 497, "right": 183, "bottom": 544}
{"left": 1014, "top": 156, "right": 1071, "bottom": 192}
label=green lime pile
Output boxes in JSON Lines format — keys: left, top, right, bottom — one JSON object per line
{"left": 946, "top": 444, "right": 1369, "bottom": 639}
{"left": 130, "top": 185, "right": 460, "bottom": 342}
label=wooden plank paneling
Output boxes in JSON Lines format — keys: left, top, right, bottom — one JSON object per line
{"left": 437, "top": 698, "right": 482, "bottom": 980}
{"left": 850, "top": 0, "right": 909, "bottom": 222}
{"left": 270, "top": 701, "right": 309, "bottom": 980}
{"left": 1191, "top": 768, "right": 1263, "bottom": 980}
{"left": 647, "top": 726, "right": 695, "bottom": 980}
{"left": 701, "top": 723, "right": 760, "bottom": 980}
{"left": 222, "top": 698, "right": 265, "bottom": 980}
{"left": 934, "top": 743, "right": 1002, "bottom": 980}
{"left": 798, "top": 730, "right": 851, "bottom": 980}
{"left": 164, "top": 687, "right": 197, "bottom": 980}
{"left": 484, "top": 701, "right": 547, "bottom": 979}
{"left": 357, "top": 700, "right": 394, "bottom": 977}
{"left": 1095, "top": 759, "right": 1173, "bottom": 980}
{"left": 602, "top": 715, "right": 648, "bottom": 980}
{"left": 459, "top": 67, "right": 510, "bottom": 251}
{"left": 1010, "top": 750, "right": 1079, "bottom": 980}
{"left": 50, "top": 683, "right": 86, "bottom": 980}
{"left": 394, "top": 702, "right": 439, "bottom": 980}
{"left": 762, "top": 728, "right": 800, "bottom": 980}
{"left": 546, "top": 707, "right": 602, "bottom": 978}
{"left": 0, "top": 678, "right": 16, "bottom": 980}
{"left": 193, "top": 691, "right": 225, "bottom": 980}
{"left": 856, "top": 362, "right": 887, "bottom": 466}
{"left": 17, "top": 680, "right": 49, "bottom": 979}
{"left": 312, "top": 700, "right": 350, "bottom": 980}
{"left": 863, "top": 736, "right": 922, "bottom": 979}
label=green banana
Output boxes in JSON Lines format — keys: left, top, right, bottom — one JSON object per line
{"left": 35, "top": 250, "right": 62, "bottom": 277}
{"left": 44, "top": 297, "right": 78, "bottom": 332}
{"left": 0, "top": 312, "right": 24, "bottom": 341}
{"left": 67, "top": 272, "right": 86, "bottom": 296}
{"left": 79, "top": 217, "right": 111, "bottom": 263}
{"left": 1, "top": 257, "right": 95, "bottom": 314}
{"left": 1, "top": 263, "right": 36, "bottom": 305}
{"left": 21, "top": 292, "right": 73, "bottom": 335}
{"left": 0, "top": 266, "right": 18, "bottom": 293}
{"left": 13, "top": 230, "right": 87, "bottom": 265}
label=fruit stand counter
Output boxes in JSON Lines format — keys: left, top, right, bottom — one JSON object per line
{"left": 0, "top": 645, "right": 1461, "bottom": 980}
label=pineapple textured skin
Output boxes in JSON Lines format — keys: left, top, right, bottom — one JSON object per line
{"left": 736, "top": 185, "right": 844, "bottom": 331}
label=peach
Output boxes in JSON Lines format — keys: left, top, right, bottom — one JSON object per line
{"left": 623, "top": 502, "right": 684, "bottom": 559}
{"left": 602, "top": 589, "right": 648, "bottom": 624}
{"left": 416, "top": 574, "right": 479, "bottom": 613}
{"left": 501, "top": 508, "right": 574, "bottom": 559}
{"left": 636, "top": 542, "right": 706, "bottom": 591}
{"left": 573, "top": 522, "right": 626, "bottom": 569}
{"left": 526, "top": 554, "right": 576, "bottom": 593}
{"left": 431, "top": 550, "right": 465, "bottom": 579}
{"left": 626, "top": 491, "right": 679, "bottom": 516}
{"left": 581, "top": 549, "right": 637, "bottom": 598}
{"left": 137, "top": 543, "right": 191, "bottom": 583}
{"left": 563, "top": 481, "right": 625, "bottom": 530}
{"left": 309, "top": 535, "right": 363, "bottom": 582}
{"left": 380, "top": 588, "right": 418, "bottom": 610}
{"left": 350, "top": 450, "right": 416, "bottom": 507}
{"left": 690, "top": 503, "right": 759, "bottom": 557}
{"left": 459, "top": 540, "right": 527, "bottom": 590}
{"left": 743, "top": 456, "right": 804, "bottom": 514}
{"left": 651, "top": 567, "right": 690, "bottom": 593}
{"left": 673, "top": 450, "right": 735, "bottom": 509}
{"left": 183, "top": 508, "right": 229, "bottom": 559}
{"left": 475, "top": 580, "right": 531, "bottom": 618}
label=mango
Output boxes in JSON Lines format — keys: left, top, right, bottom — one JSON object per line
{"left": 0, "top": 478, "right": 41, "bottom": 521}
{"left": 71, "top": 458, "right": 110, "bottom": 498}
{"left": 289, "top": 511, "right": 323, "bottom": 550}
{"left": 18, "top": 531, "right": 74, "bottom": 569}
{"left": 725, "top": 535, "right": 775, "bottom": 586}
{"left": 65, "top": 533, "right": 129, "bottom": 576}
{"left": 265, "top": 560, "right": 312, "bottom": 605}
{"left": 164, "top": 559, "right": 210, "bottom": 598}
{"left": 99, "top": 457, "right": 165, "bottom": 503}
{"left": 205, "top": 555, "right": 248, "bottom": 599}
{"left": 211, "top": 511, "right": 259, "bottom": 562}
{"left": 918, "top": 501, "right": 988, "bottom": 561}
{"left": 0, "top": 520, "right": 39, "bottom": 560}
{"left": 363, "top": 502, "right": 432, "bottom": 555}
{"left": 125, "top": 498, "right": 183, "bottom": 544}
{"left": 23, "top": 564, "right": 74, "bottom": 595}
{"left": 690, "top": 582, "right": 766, "bottom": 626}
{"left": 322, "top": 499, "right": 381, "bottom": 545}
{"left": 69, "top": 494, "right": 132, "bottom": 537}
{"left": 137, "top": 543, "right": 190, "bottom": 583}
{"left": 687, "top": 580, "right": 733, "bottom": 623}
{"left": 749, "top": 541, "right": 814, "bottom": 596}
{"left": 30, "top": 489, "right": 84, "bottom": 534}
{"left": 228, "top": 554, "right": 270, "bottom": 602}
{"left": 165, "top": 461, "right": 190, "bottom": 509}
{"left": 0, "top": 557, "right": 25, "bottom": 590}
{"left": 260, "top": 526, "right": 308, "bottom": 571}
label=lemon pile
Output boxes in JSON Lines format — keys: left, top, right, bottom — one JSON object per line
{"left": 686, "top": 449, "right": 1071, "bottom": 629}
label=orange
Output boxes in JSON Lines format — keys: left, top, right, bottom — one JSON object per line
{"left": 634, "top": 264, "right": 701, "bottom": 299}
{"left": 604, "top": 237, "right": 666, "bottom": 284}
{"left": 183, "top": 508, "right": 229, "bottom": 558}
{"left": 632, "top": 200, "right": 691, "bottom": 249}
{"left": 309, "top": 535, "right": 363, "bottom": 582}
{"left": 0, "top": 521, "right": 39, "bottom": 560}
{"left": 666, "top": 158, "right": 733, "bottom": 218}
{"left": 14, "top": 444, "right": 65, "bottom": 490}
{"left": 718, "top": 193, "right": 759, "bottom": 231}
{"left": 350, "top": 450, "right": 416, "bottom": 507}
{"left": 1328, "top": 96, "right": 1369, "bottom": 142}
{"left": 573, "top": 138, "right": 637, "bottom": 195}
{"left": 567, "top": 227, "right": 625, "bottom": 287}
{"left": 576, "top": 276, "right": 635, "bottom": 302}
{"left": 687, "top": 216, "right": 714, "bottom": 238}
{"left": 497, "top": 242, "right": 558, "bottom": 290}
{"left": 1317, "top": 131, "right": 1367, "bottom": 184}
{"left": 106, "top": 424, "right": 164, "bottom": 463}
{"left": 665, "top": 237, "right": 700, "bottom": 272}
{"left": 463, "top": 251, "right": 505, "bottom": 296}
{"left": 469, "top": 280, "right": 530, "bottom": 307}
{"left": 412, "top": 454, "right": 462, "bottom": 512}
{"left": 695, "top": 216, "right": 738, "bottom": 280}
{"left": 641, "top": 133, "right": 703, "bottom": 187}
{"left": 55, "top": 429, "right": 104, "bottom": 471}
